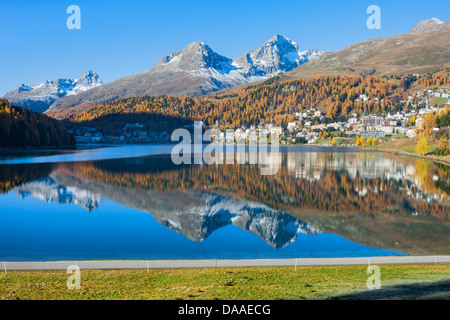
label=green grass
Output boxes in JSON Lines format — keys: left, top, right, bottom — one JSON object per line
{"left": 432, "top": 97, "right": 449, "bottom": 107}
{"left": 0, "top": 264, "right": 449, "bottom": 300}
{"left": 377, "top": 144, "right": 438, "bottom": 155}
{"left": 379, "top": 145, "right": 416, "bottom": 154}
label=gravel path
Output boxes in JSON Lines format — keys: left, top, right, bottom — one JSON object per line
{"left": 3, "top": 256, "right": 450, "bottom": 270}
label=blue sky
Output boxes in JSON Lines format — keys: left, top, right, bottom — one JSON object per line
{"left": 0, "top": 0, "right": 449, "bottom": 96}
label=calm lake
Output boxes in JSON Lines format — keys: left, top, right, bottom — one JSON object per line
{"left": 0, "top": 145, "right": 449, "bottom": 261}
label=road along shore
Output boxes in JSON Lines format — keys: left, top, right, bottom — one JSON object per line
{"left": 4, "top": 256, "right": 450, "bottom": 270}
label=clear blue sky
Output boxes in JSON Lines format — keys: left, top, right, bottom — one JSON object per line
{"left": 1, "top": 0, "right": 449, "bottom": 96}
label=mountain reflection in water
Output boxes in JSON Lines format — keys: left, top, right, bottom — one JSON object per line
{"left": 1, "top": 149, "right": 449, "bottom": 258}
{"left": 15, "top": 175, "right": 318, "bottom": 249}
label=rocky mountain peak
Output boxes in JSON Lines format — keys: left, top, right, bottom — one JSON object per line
{"left": 29, "top": 37, "right": 324, "bottom": 116}
{"left": 233, "top": 34, "right": 323, "bottom": 76}
{"left": 157, "top": 40, "right": 233, "bottom": 72}
{"left": 76, "top": 70, "right": 103, "bottom": 87}
{"left": 2, "top": 71, "right": 103, "bottom": 112}
{"left": 410, "top": 18, "right": 446, "bottom": 33}
{"left": 267, "top": 34, "right": 296, "bottom": 45}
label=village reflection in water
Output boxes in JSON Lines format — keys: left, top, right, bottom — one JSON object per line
{"left": 0, "top": 150, "right": 449, "bottom": 258}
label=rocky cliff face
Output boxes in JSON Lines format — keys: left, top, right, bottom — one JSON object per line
{"left": 233, "top": 34, "right": 323, "bottom": 77}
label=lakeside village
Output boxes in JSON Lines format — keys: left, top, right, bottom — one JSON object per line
{"left": 72, "top": 88, "right": 450, "bottom": 146}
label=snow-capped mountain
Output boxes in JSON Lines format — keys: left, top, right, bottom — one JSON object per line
{"left": 45, "top": 36, "right": 323, "bottom": 118}
{"left": 148, "top": 40, "right": 242, "bottom": 94}
{"left": 233, "top": 34, "right": 324, "bottom": 77}
{"left": 147, "top": 35, "right": 323, "bottom": 92}
{"left": 3, "top": 70, "right": 103, "bottom": 112}
{"left": 409, "top": 18, "right": 446, "bottom": 33}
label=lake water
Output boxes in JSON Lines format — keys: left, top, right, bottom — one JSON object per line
{"left": 0, "top": 145, "right": 448, "bottom": 261}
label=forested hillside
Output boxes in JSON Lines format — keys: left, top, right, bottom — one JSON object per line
{"left": 67, "top": 70, "right": 450, "bottom": 131}
{"left": 0, "top": 99, "right": 75, "bottom": 148}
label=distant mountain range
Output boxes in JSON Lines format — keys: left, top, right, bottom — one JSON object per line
{"left": 42, "top": 35, "right": 322, "bottom": 118}
{"left": 283, "top": 18, "right": 450, "bottom": 80}
{"left": 2, "top": 71, "right": 102, "bottom": 113}
{"left": 4, "top": 18, "right": 450, "bottom": 120}
{"left": 2, "top": 35, "right": 322, "bottom": 116}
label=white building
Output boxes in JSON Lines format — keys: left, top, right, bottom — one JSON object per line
{"left": 348, "top": 118, "right": 358, "bottom": 125}
{"left": 287, "top": 122, "right": 298, "bottom": 132}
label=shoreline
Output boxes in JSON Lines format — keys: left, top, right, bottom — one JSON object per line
{"left": 3, "top": 255, "right": 450, "bottom": 270}
{"left": 4, "top": 143, "right": 448, "bottom": 167}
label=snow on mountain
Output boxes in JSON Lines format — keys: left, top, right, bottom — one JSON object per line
{"left": 3, "top": 70, "right": 103, "bottom": 112}
{"left": 150, "top": 40, "right": 242, "bottom": 92}
{"left": 233, "top": 34, "right": 324, "bottom": 77}
{"left": 45, "top": 36, "right": 323, "bottom": 118}
{"left": 409, "top": 18, "right": 447, "bottom": 33}
{"left": 151, "top": 34, "right": 324, "bottom": 92}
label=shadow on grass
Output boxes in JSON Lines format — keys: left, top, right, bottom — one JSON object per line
{"left": 330, "top": 279, "right": 450, "bottom": 300}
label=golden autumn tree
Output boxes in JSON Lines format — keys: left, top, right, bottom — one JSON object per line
{"left": 372, "top": 138, "right": 378, "bottom": 146}
{"left": 415, "top": 133, "right": 429, "bottom": 155}
{"left": 438, "top": 137, "right": 449, "bottom": 150}
{"left": 423, "top": 112, "right": 438, "bottom": 137}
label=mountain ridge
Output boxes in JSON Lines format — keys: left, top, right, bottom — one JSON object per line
{"left": 409, "top": 18, "right": 447, "bottom": 33}
{"left": 282, "top": 18, "right": 450, "bottom": 81}
{"left": 2, "top": 71, "right": 102, "bottom": 113}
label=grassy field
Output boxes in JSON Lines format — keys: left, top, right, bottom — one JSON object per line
{"left": 0, "top": 264, "right": 449, "bottom": 300}
{"left": 431, "top": 97, "right": 449, "bottom": 107}
{"left": 377, "top": 144, "right": 437, "bottom": 155}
